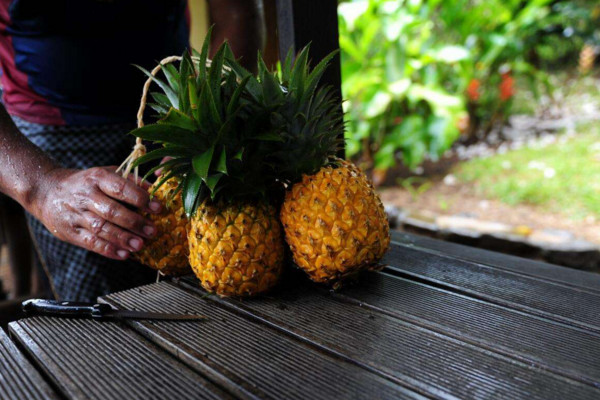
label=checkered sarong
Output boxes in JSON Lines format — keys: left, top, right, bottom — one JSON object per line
{"left": 13, "top": 116, "right": 155, "bottom": 302}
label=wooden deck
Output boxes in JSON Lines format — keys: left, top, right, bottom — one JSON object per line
{"left": 4, "top": 231, "right": 600, "bottom": 399}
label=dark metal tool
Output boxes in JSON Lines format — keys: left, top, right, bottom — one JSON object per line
{"left": 22, "top": 299, "right": 206, "bottom": 321}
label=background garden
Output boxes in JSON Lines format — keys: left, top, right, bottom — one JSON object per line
{"left": 339, "top": 0, "right": 600, "bottom": 254}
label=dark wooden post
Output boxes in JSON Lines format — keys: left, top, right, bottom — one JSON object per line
{"left": 275, "top": 0, "right": 344, "bottom": 156}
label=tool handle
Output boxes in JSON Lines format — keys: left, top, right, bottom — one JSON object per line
{"left": 22, "top": 299, "right": 112, "bottom": 319}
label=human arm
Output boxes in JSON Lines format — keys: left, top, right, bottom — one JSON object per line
{"left": 0, "top": 106, "right": 161, "bottom": 260}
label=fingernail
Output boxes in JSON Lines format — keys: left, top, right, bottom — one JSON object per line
{"left": 128, "top": 237, "right": 142, "bottom": 251}
{"left": 149, "top": 201, "right": 161, "bottom": 212}
{"left": 143, "top": 225, "right": 155, "bottom": 236}
{"left": 117, "top": 250, "right": 129, "bottom": 259}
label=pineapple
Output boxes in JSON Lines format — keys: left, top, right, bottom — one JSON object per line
{"left": 280, "top": 160, "right": 390, "bottom": 283}
{"left": 130, "top": 32, "right": 284, "bottom": 297}
{"left": 253, "top": 47, "right": 391, "bottom": 284}
{"left": 189, "top": 200, "right": 283, "bottom": 296}
{"left": 133, "top": 178, "right": 191, "bottom": 276}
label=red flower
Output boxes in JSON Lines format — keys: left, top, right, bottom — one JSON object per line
{"left": 466, "top": 79, "right": 480, "bottom": 101}
{"left": 499, "top": 72, "right": 515, "bottom": 101}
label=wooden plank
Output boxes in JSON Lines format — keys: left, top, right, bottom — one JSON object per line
{"left": 9, "top": 318, "right": 231, "bottom": 400}
{"left": 115, "top": 281, "right": 599, "bottom": 400}
{"left": 177, "top": 277, "right": 600, "bottom": 398}
{"left": 102, "top": 283, "right": 424, "bottom": 400}
{"left": 392, "top": 231, "right": 600, "bottom": 292}
{"left": 383, "top": 243, "right": 600, "bottom": 332}
{"left": 327, "top": 271, "right": 600, "bottom": 387}
{"left": 0, "top": 328, "right": 58, "bottom": 400}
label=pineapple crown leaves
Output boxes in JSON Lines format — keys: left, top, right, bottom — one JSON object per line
{"left": 129, "top": 32, "right": 344, "bottom": 216}
{"left": 129, "top": 30, "right": 282, "bottom": 217}
{"left": 223, "top": 44, "right": 345, "bottom": 185}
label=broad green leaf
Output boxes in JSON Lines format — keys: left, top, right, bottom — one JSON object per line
{"left": 134, "top": 65, "right": 179, "bottom": 109}
{"left": 257, "top": 54, "right": 269, "bottom": 81}
{"left": 131, "top": 146, "right": 192, "bottom": 168}
{"left": 408, "top": 85, "right": 462, "bottom": 111}
{"left": 178, "top": 52, "right": 193, "bottom": 114}
{"left": 302, "top": 50, "right": 338, "bottom": 104}
{"left": 201, "top": 80, "right": 223, "bottom": 130}
{"left": 226, "top": 75, "right": 250, "bottom": 117}
{"left": 188, "top": 76, "right": 200, "bottom": 122}
{"left": 388, "top": 78, "right": 411, "bottom": 98}
{"left": 204, "top": 173, "right": 222, "bottom": 192}
{"left": 224, "top": 55, "right": 252, "bottom": 80}
{"left": 261, "top": 72, "right": 284, "bottom": 106}
{"left": 208, "top": 43, "right": 227, "bottom": 112}
{"left": 129, "top": 124, "right": 200, "bottom": 148}
{"left": 158, "top": 107, "right": 198, "bottom": 131}
{"left": 291, "top": 45, "right": 310, "bottom": 95}
{"left": 162, "top": 64, "right": 180, "bottom": 92}
{"left": 374, "top": 142, "right": 396, "bottom": 170}
{"left": 364, "top": 92, "right": 392, "bottom": 118}
{"left": 233, "top": 147, "right": 244, "bottom": 161}
{"left": 151, "top": 92, "right": 172, "bottom": 109}
{"left": 216, "top": 147, "right": 227, "bottom": 174}
{"left": 182, "top": 172, "right": 203, "bottom": 217}
{"left": 197, "top": 26, "right": 213, "bottom": 83}
{"left": 148, "top": 103, "right": 168, "bottom": 115}
{"left": 142, "top": 158, "right": 186, "bottom": 182}
{"left": 192, "top": 145, "right": 214, "bottom": 179}
{"left": 435, "top": 45, "right": 470, "bottom": 63}
{"left": 281, "top": 48, "right": 294, "bottom": 84}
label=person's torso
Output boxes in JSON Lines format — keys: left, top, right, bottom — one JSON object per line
{"left": 0, "top": 0, "right": 189, "bottom": 125}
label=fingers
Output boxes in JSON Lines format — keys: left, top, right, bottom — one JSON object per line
{"left": 86, "top": 192, "right": 156, "bottom": 239}
{"left": 125, "top": 173, "right": 152, "bottom": 190}
{"left": 104, "top": 166, "right": 152, "bottom": 190}
{"left": 74, "top": 228, "right": 130, "bottom": 260}
{"left": 80, "top": 211, "right": 144, "bottom": 253}
{"left": 93, "top": 168, "right": 161, "bottom": 213}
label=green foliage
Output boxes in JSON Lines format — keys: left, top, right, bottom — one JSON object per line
{"left": 131, "top": 32, "right": 283, "bottom": 216}
{"left": 339, "top": 0, "right": 597, "bottom": 172}
{"left": 436, "top": 0, "right": 555, "bottom": 136}
{"left": 339, "top": 0, "right": 466, "bottom": 170}
{"left": 533, "top": 1, "right": 600, "bottom": 66}
{"left": 130, "top": 33, "right": 342, "bottom": 215}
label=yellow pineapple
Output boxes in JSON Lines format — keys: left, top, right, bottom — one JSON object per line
{"left": 281, "top": 160, "right": 390, "bottom": 283}
{"left": 189, "top": 200, "right": 283, "bottom": 297}
{"left": 129, "top": 36, "right": 286, "bottom": 296}
{"left": 134, "top": 178, "right": 191, "bottom": 276}
{"left": 257, "top": 47, "right": 390, "bottom": 285}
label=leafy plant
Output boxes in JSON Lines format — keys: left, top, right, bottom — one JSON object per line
{"left": 339, "top": 0, "right": 596, "bottom": 174}
{"left": 339, "top": 0, "right": 466, "bottom": 172}
{"left": 436, "top": 0, "right": 556, "bottom": 139}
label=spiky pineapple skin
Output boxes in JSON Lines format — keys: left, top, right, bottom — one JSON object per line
{"left": 188, "top": 200, "right": 284, "bottom": 297}
{"left": 281, "top": 160, "right": 390, "bottom": 283}
{"left": 134, "top": 179, "right": 191, "bottom": 276}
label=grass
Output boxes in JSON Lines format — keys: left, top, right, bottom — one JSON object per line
{"left": 455, "top": 122, "right": 600, "bottom": 220}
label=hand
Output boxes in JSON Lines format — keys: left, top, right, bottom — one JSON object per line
{"left": 29, "top": 166, "right": 162, "bottom": 260}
